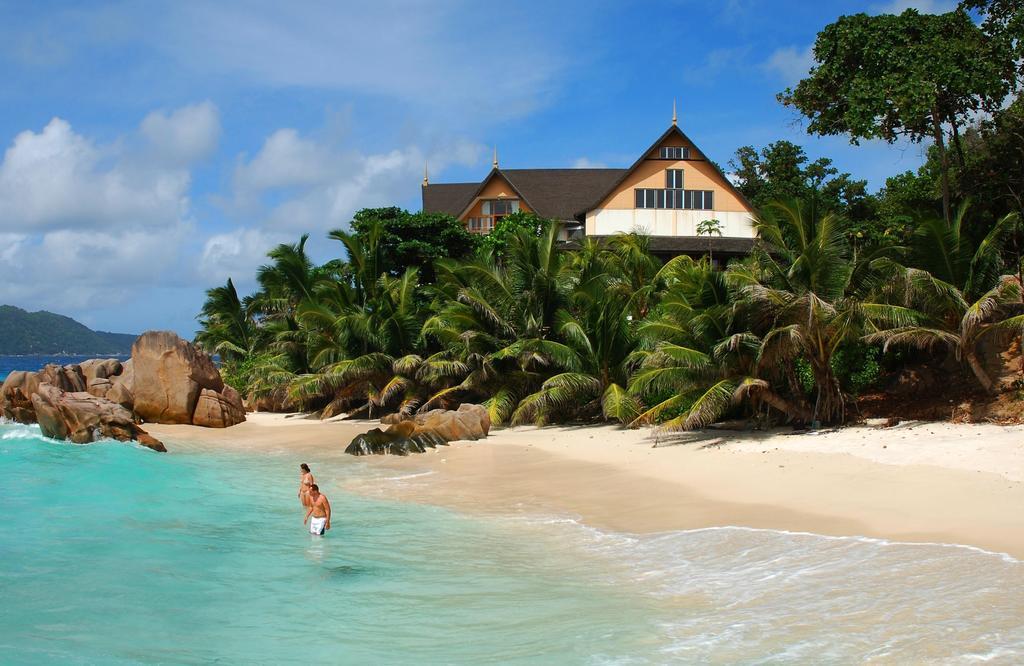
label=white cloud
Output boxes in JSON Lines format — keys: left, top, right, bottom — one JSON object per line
{"left": 140, "top": 101, "right": 221, "bottom": 164}
{"left": 572, "top": 157, "right": 607, "bottom": 169}
{"left": 232, "top": 127, "right": 482, "bottom": 232}
{"left": 198, "top": 228, "right": 288, "bottom": 285}
{"left": 0, "top": 223, "right": 191, "bottom": 312}
{"left": 0, "top": 116, "right": 192, "bottom": 232}
{"left": 762, "top": 45, "right": 815, "bottom": 83}
{"left": 0, "top": 104, "right": 219, "bottom": 319}
{"left": 870, "top": 0, "right": 956, "bottom": 13}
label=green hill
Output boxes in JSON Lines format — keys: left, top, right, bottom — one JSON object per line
{"left": 0, "top": 305, "right": 136, "bottom": 355}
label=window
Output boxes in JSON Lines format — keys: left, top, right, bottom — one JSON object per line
{"left": 659, "top": 146, "right": 690, "bottom": 159}
{"left": 467, "top": 217, "right": 495, "bottom": 234}
{"left": 482, "top": 199, "right": 517, "bottom": 216}
{"left": 634, "top": 188, "right": 716, "bottom": 210}
{"left": 666, "top": 169, "right": 684, "bottom": 189}
{"left": 471, "top": 199, "right": 519, "bottom": 234}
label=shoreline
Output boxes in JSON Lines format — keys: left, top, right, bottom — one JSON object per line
{"left": 146, "top": 414, "right": 1024, "bottom": 559}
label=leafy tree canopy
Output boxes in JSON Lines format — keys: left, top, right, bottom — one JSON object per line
{"left": 476, "top": 211, "right": 552, "bottom": 260}
{"left": 778, "top": 8, "right": 1019, "bottom": 222}
{"left": 350, "top": 207, "right": 478, "bottom": 281}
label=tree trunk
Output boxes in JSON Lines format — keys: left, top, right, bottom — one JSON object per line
{"left": 811, "top": 361, "right": 846, "bottom": 426}
{"left": 758, "top": 388, "right": 813, "bottom": 423}
{"left": 951, "top": 121, "right": 966, "bottom": 170}
{"left": 932, "top": 107, "right": 952, "bottom": 225}
{"left": 964, "top": 350, "right": 996, "bottom": 394}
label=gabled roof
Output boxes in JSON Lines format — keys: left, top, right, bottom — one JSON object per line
{"left": 502, "top": 169, "right": 625, "bottom": 221}
{"left": 422, "top": 125, "right": 755, "bottom": 222}
{"left": 421, "top": 182, "right": 478, "bottom": 218}
{"left": 422, "top": 168, "right": 626, "bottom": 221}
{"left": 574, "top": 125, "right": 756, "bottom": 217}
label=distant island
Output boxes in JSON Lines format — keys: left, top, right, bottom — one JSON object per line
{"left": 0, "top": 305, "right": 136, "bottom": 355}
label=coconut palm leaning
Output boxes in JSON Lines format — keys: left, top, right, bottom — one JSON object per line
{"left": 864, "top": 208, "right": 1024, "bottom": 393}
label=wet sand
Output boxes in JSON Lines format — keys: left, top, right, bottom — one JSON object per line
{"left": 147, "top": 415, "right": 1024, "bottom": 558}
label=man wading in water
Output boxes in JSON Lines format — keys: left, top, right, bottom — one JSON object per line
{"left": 303, "top": 484, "right": 331, "bottom": 536}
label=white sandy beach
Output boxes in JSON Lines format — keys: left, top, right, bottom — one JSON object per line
{"left": 147, "top": 414, "right": 1024, "bottom": 558}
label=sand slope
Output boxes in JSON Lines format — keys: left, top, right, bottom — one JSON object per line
{"left": 147, "top": 414, "right": 1024, "bottom": 558}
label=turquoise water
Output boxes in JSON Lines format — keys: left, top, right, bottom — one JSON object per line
{"left": 2, "top": 421, "right": 1023, "bottom": 664}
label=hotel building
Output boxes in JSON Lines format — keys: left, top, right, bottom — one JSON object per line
{"left": 421, "top": 110, "right": 757, "bottom": 261}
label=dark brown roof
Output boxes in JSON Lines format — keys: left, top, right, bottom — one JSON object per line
{"left": 570, "top": 235, "right": 757, "bottom": 256}
{"left": 501, "top": 169, "right": 625, "bottom": 221}
{"left": 421, "top": 168, "right": 626, "bottom": 220}
{"left": 421, "top": 183, "right": 478, "bottom": 218}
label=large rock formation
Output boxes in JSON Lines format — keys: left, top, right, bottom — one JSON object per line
{"left": 131, "top": 331, "right": 224, "bottom": 424}
{"left": 1, "top": 371, "right": 41, "bottom": 423}
{"left": 106, "top": 359, "right": 134, "bottom": 408}
{"left": 0, "top": 330, "right": 245, "bottom": 450}
{"left": 30, "top": 384, "right": 165, "bottom": 452}
{"left": 192, "top": 386, "right": 246, "bottom": 428}
{"left": 345, "top": 404, "right": 490, "bottom": 456}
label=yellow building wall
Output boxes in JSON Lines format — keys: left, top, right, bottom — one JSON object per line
{"left": 458, "top": 173, "right": 532, "bottom": 220}
{"left": 595, "top": 136, "right": 750, "bottom": 213}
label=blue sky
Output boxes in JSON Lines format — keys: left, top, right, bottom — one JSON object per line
{"left": 0, "top": 0, "right": 956, "bottom": 336}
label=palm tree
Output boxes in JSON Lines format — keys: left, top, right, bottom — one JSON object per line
{"left": 864, "top": 208, "right": 1022, "bottom": 393}
{"left": 285, "top": 225, "right": 427, "bottom": 415}
{"left": 249, "top": 234, "right": 319, "bottom": 319}
{"left": 420, "top": 223, "right": 578, "bottom": 423}
{"left": 734, "top": 199, "right": 865, "bottom": 425}
{"left": 903, "top": 204, "right": 1016, "bottom": 302}
{"left": 629, "top": 255, "right": 809, "bottom": 430}
{"left": 696, "top": 217, "right": 723, "bottom": 265}
{"left": 866, "top": 269, "right": 1024, "bottom": 394}
{"left": 196, "top": 278, "right": 256, "bottom": 361}
{"left": 511, "top": 249, "right": 642, "bottom": 425}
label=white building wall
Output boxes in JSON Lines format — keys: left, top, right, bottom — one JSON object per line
{"left": 585, "top": 209, "right": 756, "bottom": 238}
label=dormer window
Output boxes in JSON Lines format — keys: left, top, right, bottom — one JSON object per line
{"left": 660, "top": 146, "right": 690, "bottom": 159}
{"left": 468, "top": 198, "right": 520, "bottom": 234}
{"left": 482, "top": 199, "right": 518, "bottom": 218}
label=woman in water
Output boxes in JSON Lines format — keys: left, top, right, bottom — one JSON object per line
{"left": 298, "top": 463, "right": 315, "bottom": 508}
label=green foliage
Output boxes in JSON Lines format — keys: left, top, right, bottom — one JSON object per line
{"left": 350, "top": 207, "right": 478, "bottom": 282}
{"left": 477, "top": 211, "right": 551, "bottom": 260}
{"left": 779, "top": 10, "right": 1016, "bottom": 146}
{"left": 0, "top": 305, "right": 135, "bottom": 355}
{"left": 779, "top": 8, "right": 1019, "bottom": 222}
{"left": 730, "top": 141, "right": 887, "bottom": 247}
{"left": 220, "top": 352, "right": 271, "bottom": 396}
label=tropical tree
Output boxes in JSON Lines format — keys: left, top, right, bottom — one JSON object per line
{"left": 628, "top": 255, "right": 810, "bottom": 431}
{"left": 734, "top": 199, "right": 870, "bottom": 425}
{"left": 510, "top": 236, "right": 649, "bottom": 425}
{"left": 696, "top": 218, "right": 723, "bottom": 264}
{"left": 779, "top": 8, "right": 1019, "bottom": 222}
{"left": 865, "top": 208, "right": 1023, "bottom": 392}
{"left": 196, "top": 278, "right": 256, "bottom": 361}
{"left": 421, "top": 223, "right": 578, "bottom": 423}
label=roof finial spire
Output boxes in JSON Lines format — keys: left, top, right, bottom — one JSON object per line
{"left": 672, "top": 98, "right": 677, "bottom": 126}
{"left": 492, "top": 146, "right": 499, "bottom": 169}
{"left": 422, "top": 161, "right": 429, "bottom": 187}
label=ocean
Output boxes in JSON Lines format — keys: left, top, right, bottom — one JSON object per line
{"left": 1, "top": 421, "right": 1023, "bottom": 664}
{"left": 0, "top": 354, "right": 131, "bottom": 383}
